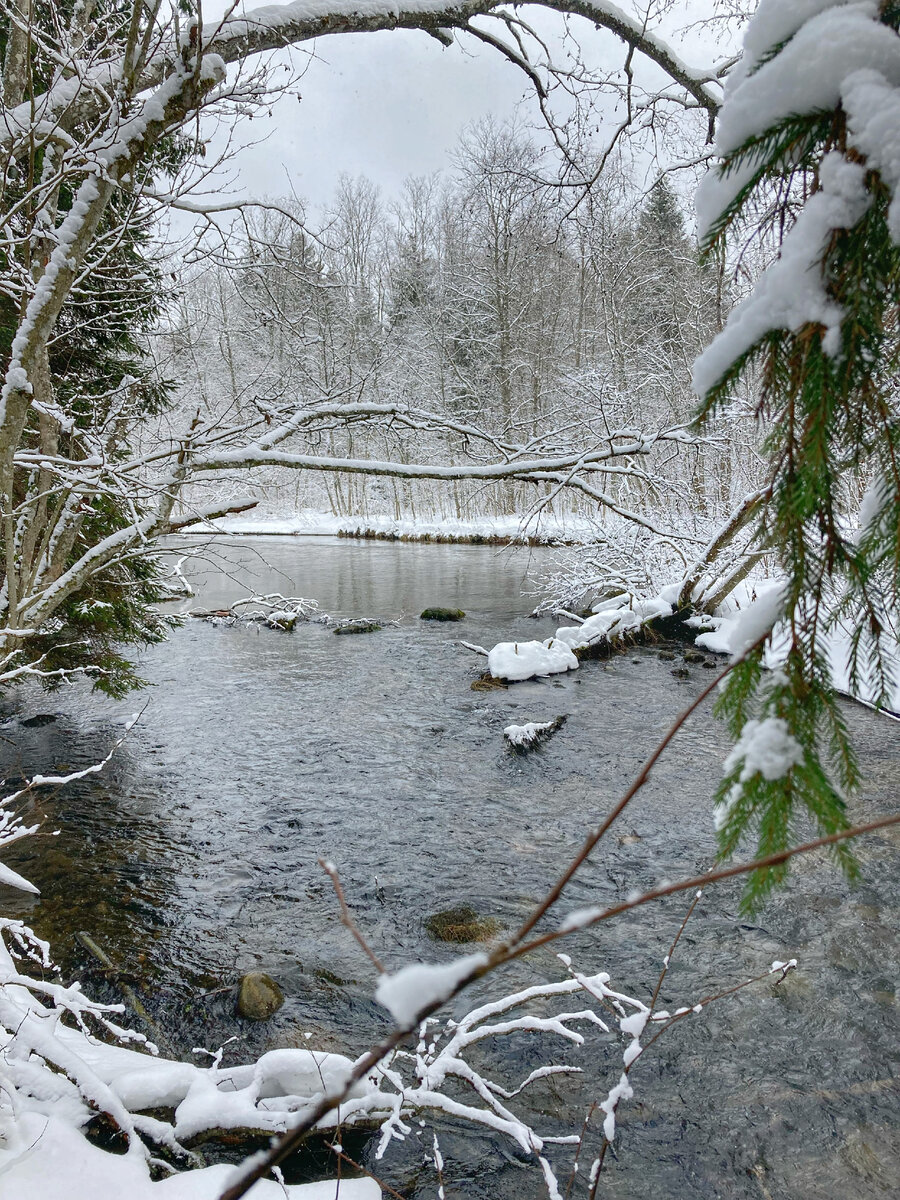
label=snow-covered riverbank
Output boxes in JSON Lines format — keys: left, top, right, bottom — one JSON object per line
{"left": 182, "top": 510, "right": 597, "bottom": 545}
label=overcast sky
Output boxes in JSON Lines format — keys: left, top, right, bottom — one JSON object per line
{"left": 195, "top": 2, "right": 732, "bottom": 219}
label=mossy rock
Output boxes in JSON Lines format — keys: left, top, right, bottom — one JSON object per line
{"left": 334, "top": 621, "right": 382, "bottom": 635}
{"left": 425, "top": 905, "right": 500, "bottom": 944}
{"left": 471, "top": 672, "right": 507, "bottom": 691}
{"left": 420, "top": 607, "right": 466, "bottom": 622}
{"left": 237, "top": 972, "right": 284, "bottom": 1020}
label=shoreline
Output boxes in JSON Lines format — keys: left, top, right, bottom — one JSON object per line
{"left": 179, "top": 511, "right": 596, "bottom": 547}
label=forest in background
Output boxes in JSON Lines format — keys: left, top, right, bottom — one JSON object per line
{"left": 157, "top": 122, "right": 767, "bottom": 595}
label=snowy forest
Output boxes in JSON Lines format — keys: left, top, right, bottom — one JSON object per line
{"left": 1, "top": 2, "right": 900, "bottom": 1200}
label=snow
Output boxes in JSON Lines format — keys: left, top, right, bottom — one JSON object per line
{"left": 557, "top": 906, "right": 603, "bottom": 933}
{"left": 488, "top": 638, "right": 578, "bottom": 682}
{"left": 0, "top": 1113, "right": 379, "bottom": 1199}
{"left": 695, "top": 153, "right": 871, "bottom": 395}
{"left": 555, "top": 591, "right": 673, "bottom": 654}
{"left": 723, "top": 717, "right": 805, "bottom": 782}
{"left": 695, "top": 582, "right": 784, "bottom": 659}
{"left": 694, "top": 1, "right": 900, "bottom": 394}
{"left": 504, "top": 720, "right": 558, "bottom": 748}
{"left": 375, "top": 954, "right": 488, "bottom": 1027}
{"left": 712, "top": 3, "right": 897, "bottom": 158}
{"left": 856, "top": 472, "right": 890, "bottom": 536}
{"left": 739, "top": 1, "right": 860, "bottom": 79}
{"left": 696, "top": 579, "right": 900, "bottom": 712}
{"left": 770, "top": 959, "right": 798, "bottom": 973}
{"left": 599, "top": 1073, "right": 633, "bottom": 1142}
{"left": 182, "top": 509, "right": 597, "bottom": 545}
{"left": 842, "top": 68, "right": 900, "bottom": 241}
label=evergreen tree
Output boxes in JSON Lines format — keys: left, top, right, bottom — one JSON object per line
{"left": 0, "top": 4, "right": 191, "bottom": 695}
{"left": 693, "top": 0, "right": 900, "bottom": 907}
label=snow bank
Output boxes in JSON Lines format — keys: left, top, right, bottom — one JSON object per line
{"left": 694, "top": 580, "right": 900, "bottom": 710}
{"left": 183, "top": 509, "right": 596, "bottom": 545}
{"left": 0, "top": 1113, "right": 379, "bottom": 1200}
{"left": 694, "top": 582, "right": 784, "bottom": 659}
{"left": 488, "top": 638, "right": 578, "bottom": 682}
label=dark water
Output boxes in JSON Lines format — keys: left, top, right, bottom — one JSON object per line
{"left": 2, "top": 536, "right": 899, "bottom": 1197}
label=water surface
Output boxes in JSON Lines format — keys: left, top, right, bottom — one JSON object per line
{"left": 3, "top": 536, "right": 899, "bottom": 1197}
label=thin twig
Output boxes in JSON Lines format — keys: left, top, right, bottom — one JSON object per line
{"left": 318, "top": 857, "right": 385, "bottom": 974}
{"left": 650, "top": 889, "right": 703, "bottom": 1012}
{"left": 331, "top": 1148, "right": 407, "bottom": 1200}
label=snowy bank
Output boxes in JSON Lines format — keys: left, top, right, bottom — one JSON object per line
{"left": 180, "top": 509, "right": 597, "bottom": 545}
{"left": 0, "top": 1114, "right": 380, "bottom": 1200}
{"left": 692, "top": 580, "right": 900, "bottom": 711}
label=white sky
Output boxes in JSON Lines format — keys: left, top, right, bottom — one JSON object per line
{"left": 196, "top": 2, "right": 733, "bottom": 218}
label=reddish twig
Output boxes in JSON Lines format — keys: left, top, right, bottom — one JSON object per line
{"left": 319, "top": 857, "right": 385, "bottom": 975}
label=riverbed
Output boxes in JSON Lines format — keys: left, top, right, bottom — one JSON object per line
{"left": 3, "top": 536, "right": 899, "bottom": 1197}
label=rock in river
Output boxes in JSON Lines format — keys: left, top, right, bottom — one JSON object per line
{"left": 334, "top": 620, "right": 382, "bottom": 635}
{"left": 420, "top": 607, "right": 466, "bottom": 621}
{"left": 237, "top": 972, "right": 284, "bottom": 1020}
{"left": 425, "top": 905, "right": 500, "bottom": 943}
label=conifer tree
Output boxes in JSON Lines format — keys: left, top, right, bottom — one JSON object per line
{"left": 693, "top": 0, "right": 900, "bottom": 907}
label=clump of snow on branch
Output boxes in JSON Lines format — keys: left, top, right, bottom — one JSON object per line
{"left": 375, "top": 954, "right": 488, "bottom": 1027}
{"left": 694, "top": 154, "right": 871, "bottom": 392}
{"left": 695, "top": 1, "right": 900, "bottom": 395}
{"left": 723, "top": 717, "right": 805, "bottom": 783}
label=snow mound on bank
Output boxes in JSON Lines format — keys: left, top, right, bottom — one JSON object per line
{"left": 555, "top": 590, "right": 675, "bottom": 653}
{"left": 488, "top": 638, "right": 578, "bottom": 682}
{"left": 0, "top": 1113, "right": 379, "bottom": 1199}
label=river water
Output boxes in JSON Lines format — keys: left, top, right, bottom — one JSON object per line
{"left": 3, "top": 536, "right": 899, "bottom": 1197}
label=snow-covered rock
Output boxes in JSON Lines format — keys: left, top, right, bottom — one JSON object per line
{"left": 487, "top": 637, "right": 578, "bottom": 682}
{"left": 503, "top": 716, "right": 566, "bottom": 750}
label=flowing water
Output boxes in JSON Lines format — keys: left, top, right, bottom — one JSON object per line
{"left": 2, "top": 536, "right": 899, "bottom": 1197}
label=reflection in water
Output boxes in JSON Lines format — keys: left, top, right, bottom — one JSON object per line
{"left": 2, "top": 536, "right": 899, "bottom": 1197}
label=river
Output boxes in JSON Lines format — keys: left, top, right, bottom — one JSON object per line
{"left": 3, "top": 536, "right": 899, "bottom": 1197}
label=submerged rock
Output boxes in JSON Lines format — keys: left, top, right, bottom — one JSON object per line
{"left": 420, "top": 607, "right": 466, "bottom": 621}
{"left": 21, "top": 713, "right": 58, "bottom": 728}
{"left": 334, "top": 620, "right": 382, "bottom": 635}
{"left": 237, "top": 972, "right": 284, "bottom": 1020}
{"left": 425, "top": 905, "right": 500, "bottom": 944}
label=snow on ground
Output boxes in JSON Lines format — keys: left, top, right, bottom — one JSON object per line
{"left": 488, "top": 637, "right": 579, "bottom": 682}
{"left": 182, "top": 509, "right": 597, "bottom": 544}
{"left": 694, "top": 580, "right": 900, "bottom": 711}
{"left": 0, "top": 1113, "right": 379, "bottom": 1200}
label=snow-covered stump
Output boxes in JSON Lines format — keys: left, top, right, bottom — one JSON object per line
{"left": 503, "top": 715, "right": 567, "bottom": 753}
